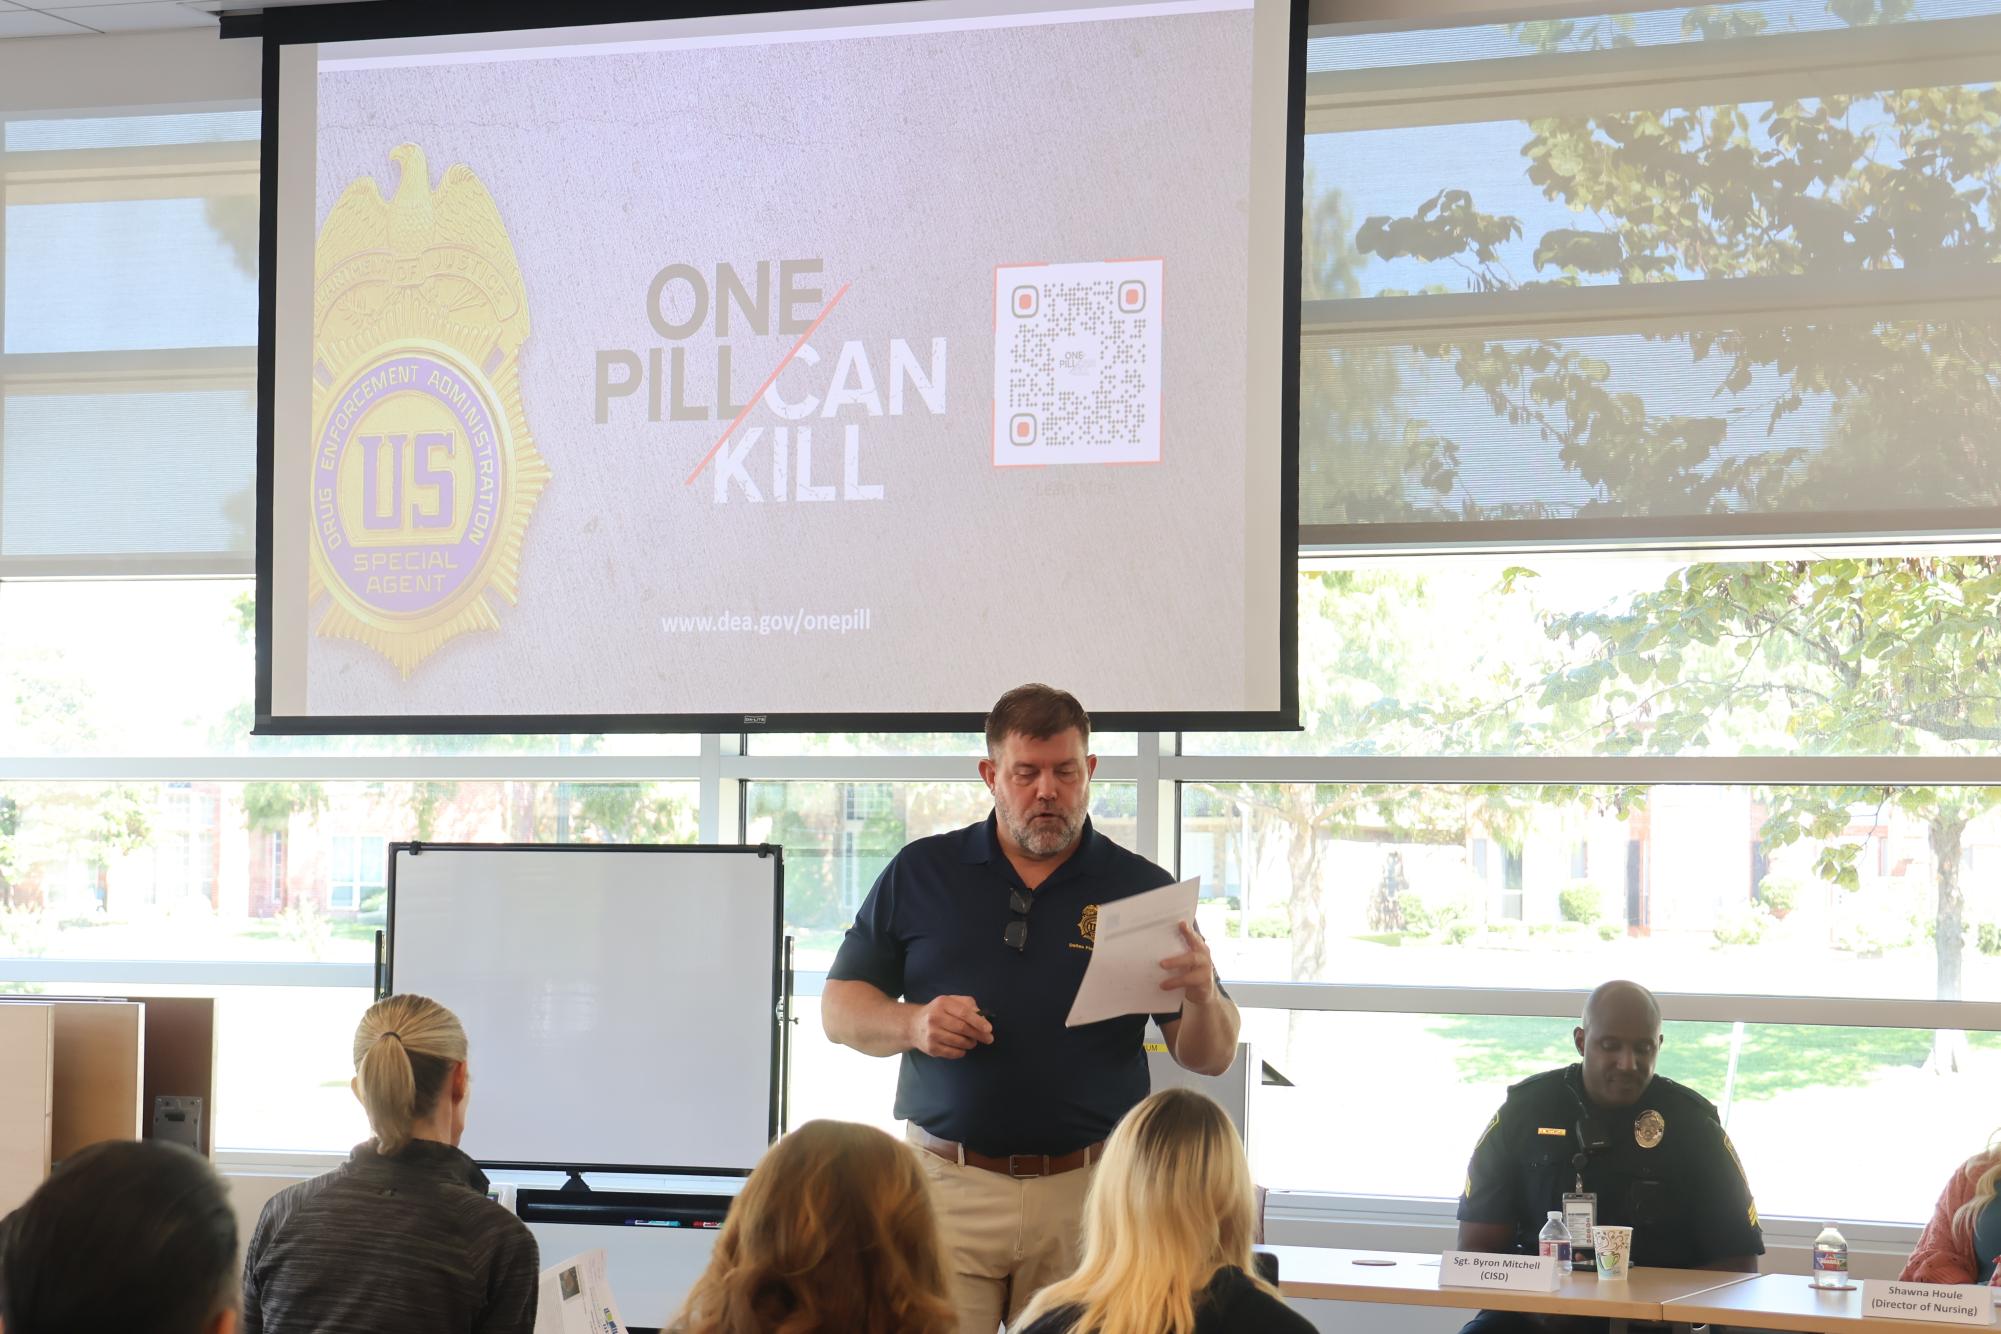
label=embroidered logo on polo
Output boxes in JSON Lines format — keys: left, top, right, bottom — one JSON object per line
{"left": 309, "top": 143, "right": 548, "bottom": 676}
{"left": 1070, "top": 903, "right": 1099, "bottom": 952}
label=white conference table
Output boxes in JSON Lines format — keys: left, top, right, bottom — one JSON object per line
{"left": 1266, "top": 1244, "right": 1758, "bottom": 1322}
{"left": 1664, "top": 1272, "right": 1987, "bottom": 1333}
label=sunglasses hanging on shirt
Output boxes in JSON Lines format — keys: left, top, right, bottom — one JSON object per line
{"left": 1004, "top": 887, "right": 1033, "bottom": 951}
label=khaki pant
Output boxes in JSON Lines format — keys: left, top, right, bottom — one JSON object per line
{"left": 907, "top": 1126, "right": 1096, "bottom": 1334}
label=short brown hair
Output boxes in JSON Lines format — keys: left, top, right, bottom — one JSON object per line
{"left": 985, "top": 683, "right": 1091, "bottom": 755}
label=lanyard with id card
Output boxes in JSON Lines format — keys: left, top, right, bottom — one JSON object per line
{"left": 1563, "top": 1191, "right": 1596, "bottom": 1272}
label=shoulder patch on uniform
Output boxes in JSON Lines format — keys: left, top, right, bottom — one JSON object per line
{"left": 1721, "top": 1131, "right": 1750, "bottom": 1180}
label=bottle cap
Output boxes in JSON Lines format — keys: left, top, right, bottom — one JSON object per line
{"left": 1548, "top": 1210, "right": 1563, "bottom": 1219}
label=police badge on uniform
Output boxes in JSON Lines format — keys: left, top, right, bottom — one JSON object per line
{"left": 309, "top": 143, "right": 548, "bottom": 676}
{"left": 1634, "top": 1108, "right": 1665, "bottom": 1148}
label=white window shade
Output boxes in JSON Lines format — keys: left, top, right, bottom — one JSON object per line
{"left": 1, "top": 108, "right": 258, "bottom": 575}
{"left": 1301, "top": 4, "right": 2001, "bottom": 543}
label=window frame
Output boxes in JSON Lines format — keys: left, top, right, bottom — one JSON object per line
{"left": 0, "top": 125, "right": 259, "bottom": 578}
{"left": 2, "top": 21, "right": 1997, "bottom": 1231}
{"left": 1299, "top": 10, "right": 2001, "bottom": 547}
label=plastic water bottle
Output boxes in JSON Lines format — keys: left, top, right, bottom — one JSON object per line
{"left": 1538, "top": 1210, "right": 1573, "bottom": 1266}
{"left": 1811, "top": 1224, "right": 1849, "bottom": 1288}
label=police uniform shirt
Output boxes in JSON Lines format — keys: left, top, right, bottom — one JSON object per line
{"left": 828, "top": 813, "right": 1190, "bottom": 1157}
{"left": 1457, "top": 1064, "right": 1764, "bottom": 1269}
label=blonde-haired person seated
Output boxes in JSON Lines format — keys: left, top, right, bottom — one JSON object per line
{"left": 667, "top": 1119, "right": 957, "bottom": 1334}
{"left": 1906, "top": 1136, "right": 2001, "bottom": 1283}
{"left": 1011, "top": 1089, "right": 1312, "bottom": 1334}
{"left": 241, "top": 995, "right": 540, "bottom": 1334}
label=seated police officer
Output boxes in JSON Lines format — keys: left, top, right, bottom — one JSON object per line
{"left": 1454, "top": 980, "right": 1762, "bottom": 1334}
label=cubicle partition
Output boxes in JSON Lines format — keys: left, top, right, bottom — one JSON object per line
{"left": 0, "top": 994, "right": 216, "bottom": 1212}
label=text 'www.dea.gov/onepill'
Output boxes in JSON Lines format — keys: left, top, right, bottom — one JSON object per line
{"left": 660, "top": 608, "right": 874, "bottom": 636}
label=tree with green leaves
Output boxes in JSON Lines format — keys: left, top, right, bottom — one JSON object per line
{"left": 1, "top": 638, "right": 153, "bottom": 910}
{"left": 1337, "top": 11, "right": 2001, "bottom": 1067}
{"left": 1198, "top": 563, "right": 1635, "bottom": 989}
{"left": 1525, "top": 554, "right": 2001, "bottom": 1069}
{"left": 1350, "top": 14, "right": 2001, "bottom": 519}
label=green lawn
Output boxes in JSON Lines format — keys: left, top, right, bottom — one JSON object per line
{"left": 1430, "top": 1014, "right": 2001, "bottom": 1103}
{"left": 234, "top": 920, "right": 380, "bottom": 944}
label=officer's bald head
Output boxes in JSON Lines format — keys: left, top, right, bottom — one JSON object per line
{"left": 1581, "top": 980, "right": 1660, "bottom": 1033}
{"left": 1574, "top": 980, "right": 1662, "bottom": 1108}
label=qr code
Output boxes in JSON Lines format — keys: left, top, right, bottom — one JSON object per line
{"left": 992, "top": 258, "right": 1163, "bottom": 467}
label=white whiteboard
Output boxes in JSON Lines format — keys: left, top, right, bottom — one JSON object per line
{"left": 388, "top": 844, "right": 782, "bottom": 1173}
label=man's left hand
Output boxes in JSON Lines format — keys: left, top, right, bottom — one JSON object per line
{"left": 1158, "top": 920, "right": 1218, "bottom": 1006}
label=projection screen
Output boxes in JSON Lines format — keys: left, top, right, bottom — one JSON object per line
{"left": 256, "top": 0, "right": 1303, "bottom": 732}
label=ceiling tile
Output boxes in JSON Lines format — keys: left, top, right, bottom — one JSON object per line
{"left": 37, "top": 0, "right": 216, "bottom": 25}
{"left": 0, "top": 8, "right": 93, "bottom": 33}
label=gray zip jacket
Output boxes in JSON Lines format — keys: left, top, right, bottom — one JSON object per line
{"left": 242, "top": 1139, "right": 538, "bottom": 1334}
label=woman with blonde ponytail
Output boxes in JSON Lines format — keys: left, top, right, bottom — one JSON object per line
{"left": 1010, "top": 1089, "right": 1311, "bottom": 1334}
{"left": 240, "top": 995, "right": 540, "bottom": 1333}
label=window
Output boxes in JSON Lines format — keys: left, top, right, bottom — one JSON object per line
{"left": 1300, "top": 6, "right": 2001, "bottom": 542}
{"left": 1189, "top": 778, "right": 2001, "bottom": 999}
{"left": 0, "top": 777, "right": 697, "bottom": 1152}
{"left": 326, "top": 835, "right": 386, "bottom": 914}
{"left": 5, "top": 19, "right": 1997, "bottom": 1237}
{"left": 2, "top": 109, "right": 258, "bottom": 575}
{"left": 151, "top": 784, "right": 219, "bottom": 909}
{"left": 747, "top": 781, "right": 1138, "bottom": 971}
{"left": 1237, "top": 1008, "right": 1999, "bottom": 1226}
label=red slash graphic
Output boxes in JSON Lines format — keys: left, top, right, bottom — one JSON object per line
{"left": 683, "top": 282, "right": 852, "bottom": 486}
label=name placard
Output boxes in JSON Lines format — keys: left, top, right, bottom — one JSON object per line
{"left": 1439, "top": 1252, "right": 1563, "bottom": 1292}
{"left": 1861, "top": 1280, "right": 1998, "bottom": 1326}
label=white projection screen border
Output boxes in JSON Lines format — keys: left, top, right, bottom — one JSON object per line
{"left": 384, "top": 842, "right": 786, "bottom": 1175}
{"left": 250, "top": 0, "right": 1304, "bottom": 735}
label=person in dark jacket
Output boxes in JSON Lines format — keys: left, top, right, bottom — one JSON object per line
{"left": 241, "top": 994, "right": 538, "bottom": 1334}
{"left": 1010, "top": 1088, "right": 1311, "bottom": 1334}
{"left": 2, "top": 1138, "right": 239, "bottom": 1334}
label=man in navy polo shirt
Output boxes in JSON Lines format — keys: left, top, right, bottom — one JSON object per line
{"left": 823, "top": 683, "right": 1242, "bottom": 1334}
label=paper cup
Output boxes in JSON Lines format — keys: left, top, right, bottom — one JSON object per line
{"left": 1592, "top": 1225, "right": 1633, "bottom": 1280}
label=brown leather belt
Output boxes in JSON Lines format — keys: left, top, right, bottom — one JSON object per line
{"left": 911, "top": 1126, "right": 1105, "bottom": 1179}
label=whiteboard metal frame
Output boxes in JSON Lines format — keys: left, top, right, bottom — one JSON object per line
{"left": 382, "top": 840, "right": 788, "bottom": 1177}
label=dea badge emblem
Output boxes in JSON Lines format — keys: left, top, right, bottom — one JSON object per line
{"left": 1634, "top": 1108, "right": 1666, "bottom": 1149}
{"left": 309, "top": 143, "right": 548, "bottom": 676}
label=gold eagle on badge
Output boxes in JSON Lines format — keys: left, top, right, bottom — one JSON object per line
{"left": 309, "top": 144, "right": 548, "bottom": 676}
{"left": 315, "top": 143, "right": 531, "bottom": 350}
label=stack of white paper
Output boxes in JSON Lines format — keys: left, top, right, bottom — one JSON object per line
{"left": 534, "top": 1249, "right": 630, "bottom": 1334}
{"left": 1065, "top": 877, "right": 1200, "bottom": 1028}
